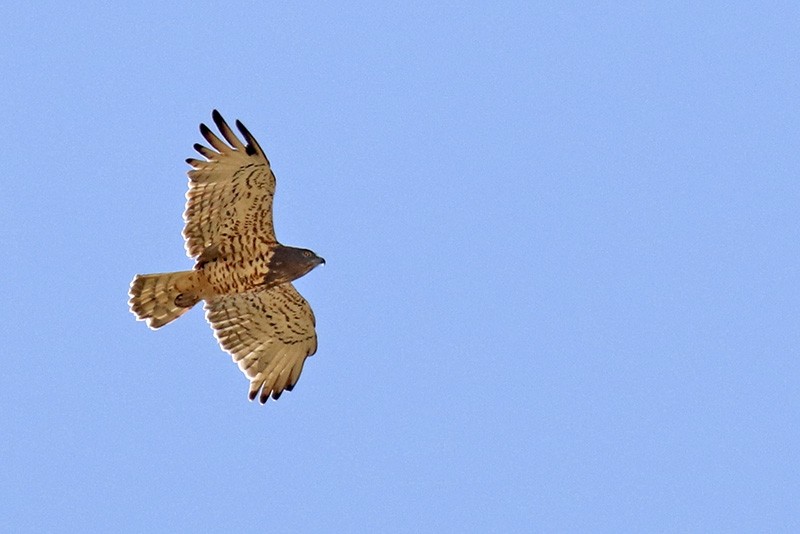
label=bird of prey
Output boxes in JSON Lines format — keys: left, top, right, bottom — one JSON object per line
{"left": 129, "top": 110, "right": 325, "bottom": 403}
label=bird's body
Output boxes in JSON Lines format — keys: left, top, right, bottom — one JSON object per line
{"left": 202, "top": 250, "right": 275, "bottom": 294}
{"left": 129, "top": 111, "right": 324, "bottom": 403}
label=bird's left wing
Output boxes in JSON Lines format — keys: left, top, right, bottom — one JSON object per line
{"left": 184, "top": 110, "right": 277, "bottom": 262}
{"left": 205, "top": 283, "right": 318, "bottom": 403}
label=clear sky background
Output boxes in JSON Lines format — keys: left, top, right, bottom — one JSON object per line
{"left": 2, "top": 2, "right": 799, "bottom": 532}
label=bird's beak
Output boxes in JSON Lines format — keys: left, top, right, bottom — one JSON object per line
{"left": 317, "top": 257, "right": 326, "bottom": 266}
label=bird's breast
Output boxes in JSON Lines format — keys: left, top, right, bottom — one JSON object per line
{"left": 202, "top": 255, "right": 274, "bottom": 295}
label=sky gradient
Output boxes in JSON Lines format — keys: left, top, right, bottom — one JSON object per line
{"left": 3, "top": 2, "right": 799, "bottom": 532}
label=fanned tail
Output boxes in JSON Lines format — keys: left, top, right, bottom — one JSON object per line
{"left": 129, "top": 270, "right": 202, "bottom": 329}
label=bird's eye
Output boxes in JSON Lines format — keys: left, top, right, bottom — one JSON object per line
{"left": 303, "top": 251, "right": 311, "bottom": 257}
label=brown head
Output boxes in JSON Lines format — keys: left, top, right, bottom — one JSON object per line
{"left": 265, "top": 245, "right": 325, "bottom": 287}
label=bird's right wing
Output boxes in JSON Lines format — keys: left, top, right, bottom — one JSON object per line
{"left": 205, "top": 283, "right": 318, "bottom": 403}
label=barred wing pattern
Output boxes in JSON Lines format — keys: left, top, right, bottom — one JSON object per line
{"left": 184, "top": 110, "right": 277, "bottom": 261}
{"left": 205, "top": 283, "right": 319, "bottom": 403}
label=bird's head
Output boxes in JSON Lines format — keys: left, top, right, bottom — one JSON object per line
{"left": 265, "top": 245, "right": 325, "bottom": 287}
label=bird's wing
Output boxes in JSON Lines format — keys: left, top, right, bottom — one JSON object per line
{"left": 184, "top": 110, "right": 277, "bottom": 262}
{"left": 205, "top": 283, "right": 318, "bottom": 403}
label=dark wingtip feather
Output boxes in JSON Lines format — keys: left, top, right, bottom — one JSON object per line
{"left": 211, "top": 110, "right": 228, "bottom": 134}
{"left": 199, "top": 121, "right": 228, "bottom": 151}
{"left": 248, "top": 390, "right": 257, "bottom": 401}
{"left": 235, "top": 119, "right": 264, "bottom": 157}
{"left": 285, "top": 382, "right": 295, "bottom": 392}
{"left": 211, "top": 109, "right": 248, "bottom": 150}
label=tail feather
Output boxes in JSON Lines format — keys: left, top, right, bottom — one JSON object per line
{"left": 129, "top": 270, "right": 201, "bottom": 329}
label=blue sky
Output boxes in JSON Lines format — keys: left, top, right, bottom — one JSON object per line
{"left": 2, "top": 1, "right": 799, "bottom": 532}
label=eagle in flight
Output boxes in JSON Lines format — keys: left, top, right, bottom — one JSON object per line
{"left": 129, "top": 110, "right": 325, "bottom": 403}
